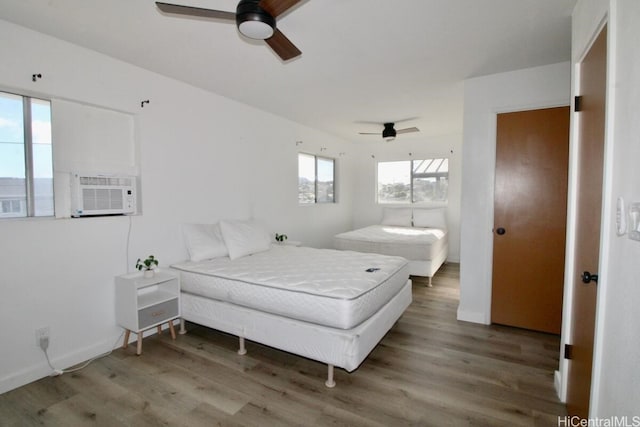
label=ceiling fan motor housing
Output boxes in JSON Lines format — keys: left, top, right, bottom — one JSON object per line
{"left": 382, "top": 123, "right": 397, "bottom": 140}
{"left": 236, "top": 0, "right": 276, "bottom": 39}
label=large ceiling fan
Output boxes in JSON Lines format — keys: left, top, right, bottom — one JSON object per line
{"left": 155, "top": 0, "right": 303, "bottom": 61}
{"left": 359, "top": 122, "right": 420, "bottom": 142}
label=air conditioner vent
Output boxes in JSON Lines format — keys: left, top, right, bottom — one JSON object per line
{"left": 79, "top": 176, "right": 133, "bottom": 187}
{"left": 71, "top": 173, "right": 136, "bottom": 217}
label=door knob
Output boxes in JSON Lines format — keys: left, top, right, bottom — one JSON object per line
{"left": 496, "top": 227, "right": 506, "bottom": 235}
{"left": 581, "top": 271, "right": 598, "bottom": 284}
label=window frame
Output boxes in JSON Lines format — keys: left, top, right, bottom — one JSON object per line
{"left": 298, "top": 152, "right": 336, "bottom": 205}
{"left": 376, "top": 158, "right": 449, "bottom": 205}
{"left": 0, "top": 90, "right": 54, "bottom": 218}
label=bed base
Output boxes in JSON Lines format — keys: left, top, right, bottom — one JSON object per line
{"left": 179, "top": 280, "right": 412, "bottom": 388}
{"left": 407, "top": 244, "right": 448, "bottom": 287}
{"left": 181, "top": 317, "right": 337, "bottom": 386}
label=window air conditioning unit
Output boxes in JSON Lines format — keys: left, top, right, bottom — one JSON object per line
{"left": 71, "top": 173, "right": 137, "bottom": 217}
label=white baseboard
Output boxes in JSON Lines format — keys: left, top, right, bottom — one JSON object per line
{"left": 554, "top": 370, "right": 562, "bottom": 399}
{"left": 456, "top": 308, "right": 489, "bottom": 324}
{"left": 0, "top": 332, "right": 123, "bottom": 395}
{"left": 555, "top": 358, "right": 568, "bottom": 403}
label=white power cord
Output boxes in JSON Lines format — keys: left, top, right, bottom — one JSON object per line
{"left": 39, "top": 337, "right": 63, "bottom": 376}
{"left": 126, "top": 214, "right": 133, "bottom": 273}
{"left": 42, "top": 214, "right": 133, "bottom": 376}
{"left": 41, "top": 330, "right": 125, "bottom": 377}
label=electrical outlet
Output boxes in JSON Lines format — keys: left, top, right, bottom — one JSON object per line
{"left": 36, "top": 327, "right": 50, "bottom": 347}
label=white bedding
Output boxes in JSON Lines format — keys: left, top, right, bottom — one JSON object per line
{"left": 333, "top": 224, "right": 448, "bottom": 284}
{"left": 334, "top": 225, "right": 447, "bottom": 261}
{"left": 172, "top": 245, "right": 409, "bottom": 330}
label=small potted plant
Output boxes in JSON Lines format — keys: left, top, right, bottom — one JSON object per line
{"left": 136, "top": 255, "right": 159, "bottom": 278}
{"left": 275, "top": 233, "right": 288, "bottom": 244}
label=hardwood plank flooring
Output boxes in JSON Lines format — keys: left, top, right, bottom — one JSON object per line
{"left": 0, "top": 263, "right": 567, "bottom": 426}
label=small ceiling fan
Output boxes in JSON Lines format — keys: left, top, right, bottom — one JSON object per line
{"left": 155, "top": 0, "right": 303, "bottom": 61}
{"left": 359, "top": 122, "right": 420, "bottom": 142}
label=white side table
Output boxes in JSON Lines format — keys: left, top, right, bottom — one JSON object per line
{"left": 115, "top": 270, "right": 180, "bottom": 355}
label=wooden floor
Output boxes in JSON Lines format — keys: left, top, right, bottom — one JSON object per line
{"left": 0, "top": 263, "right": 566, "bottom": 426}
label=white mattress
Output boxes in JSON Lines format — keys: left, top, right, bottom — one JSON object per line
{"left": 172, "top": 245, "right": 409, "bottom": 330}
{"left": 334, "top": 225, "right": 448, "bottom": 261}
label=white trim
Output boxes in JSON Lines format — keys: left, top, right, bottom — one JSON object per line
{"left": 555, "top": 59, "right": 582, "bottom": 403}
{"left": 555, "top": 370, "right": 563, "bottom": 396}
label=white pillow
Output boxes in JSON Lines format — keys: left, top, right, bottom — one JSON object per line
{"left": 413, "top": 208, "right": 447, "bottom": 229}
{"left": 381, "top": 208, "right": 413, "bottom": 227}
{"left": 181, "top": 223, "right": 229, "bottom": 262}
{"left": 219, "top": 219, "right": 271, "bottom": 260}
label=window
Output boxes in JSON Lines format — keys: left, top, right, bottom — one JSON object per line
{"left": 0, "top": 91, "right": 53, "bottom": 218}
{"left": 298, "top": 153, "right": 335, "bottom": 204}
{"left": 377, "top": 158, "right": 448, "bottom": 204}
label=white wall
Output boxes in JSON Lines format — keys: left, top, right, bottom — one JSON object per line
{"left": 0, "top": 19, "right": 355, "bottom": 393}
{"left": 458, "top": 62, "right": 571, "bottom": 324}
{"left": 596, "top": 0, "right": 640, "bottom": 415}
{"left": 569, "top": 0, "right": 640, "bottom": 417}
{"left": 350, "top": 131, "right": 463, "bottom": 262}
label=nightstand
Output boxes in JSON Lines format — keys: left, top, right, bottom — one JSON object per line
{"left": 115, "top": 270, "right": 180, "bottom": 355}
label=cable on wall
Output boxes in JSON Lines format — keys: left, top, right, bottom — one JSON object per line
{"left": 126, "top": 214, "right": 133, "bottom": 273}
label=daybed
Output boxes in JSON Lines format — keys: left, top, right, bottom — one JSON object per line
{"left": 172, "top": 220, "right": 412, "bottom": 387}
{"left": 334, "top": 208, "right": 448, "bottom": 286}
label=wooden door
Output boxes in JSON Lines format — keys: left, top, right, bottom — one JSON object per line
{"left": 491, "top": 106, "right": 570, "bottom": 334}
{"left": 566, "top": 26, "right": 607, "bottom": 419}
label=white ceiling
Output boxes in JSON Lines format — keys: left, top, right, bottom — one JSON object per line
{"left": 0, "top": 0, "right": 576, "bottom": 142}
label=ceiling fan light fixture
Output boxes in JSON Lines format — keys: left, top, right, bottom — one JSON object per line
{"left": 238, "top": 20, "right": 274, "bottom": 39}
{"left": 236, "top": 0, "right": 275, "bottom": 40}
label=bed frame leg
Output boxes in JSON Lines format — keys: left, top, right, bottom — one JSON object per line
{"left": 427, "top": 276, "right": 433, "bottom": 287}
{"left": 325, "top": 364, "right": 336, "bottom": 388}
{"left": 238, "top": 336, "right": 247, "bottom": 355}
{"left": 179, "top": 318, "right": 187, "bottom": 335}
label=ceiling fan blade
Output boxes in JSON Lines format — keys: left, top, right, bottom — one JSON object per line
{"left": 265, "top": 29, "right": 301, "bottom": 61}
{"left": 396, "top": 127, "right": 420, "bottom": 134}
{"left": 358, "top": 132, "right": 380, "bottom": 135}
{"left": 259, "top": 0, "right": 301, "bottom": 18}
{"left": 155, "top": 2, "right": 235, "bottom": 21}
{"left": 394, "top": 117, "right": 419, "bottom": 124}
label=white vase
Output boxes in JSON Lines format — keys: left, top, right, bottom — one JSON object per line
{"left": 143, "top": 270, "right": 154, "bottom": 278}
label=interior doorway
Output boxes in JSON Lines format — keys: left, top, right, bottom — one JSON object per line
{"left": 491, "top": 106, "right": 570, "bottom": 334}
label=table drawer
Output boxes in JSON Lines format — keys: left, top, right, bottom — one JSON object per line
{"left": 138, "top": 298, "right": 178, "bottom": 329}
